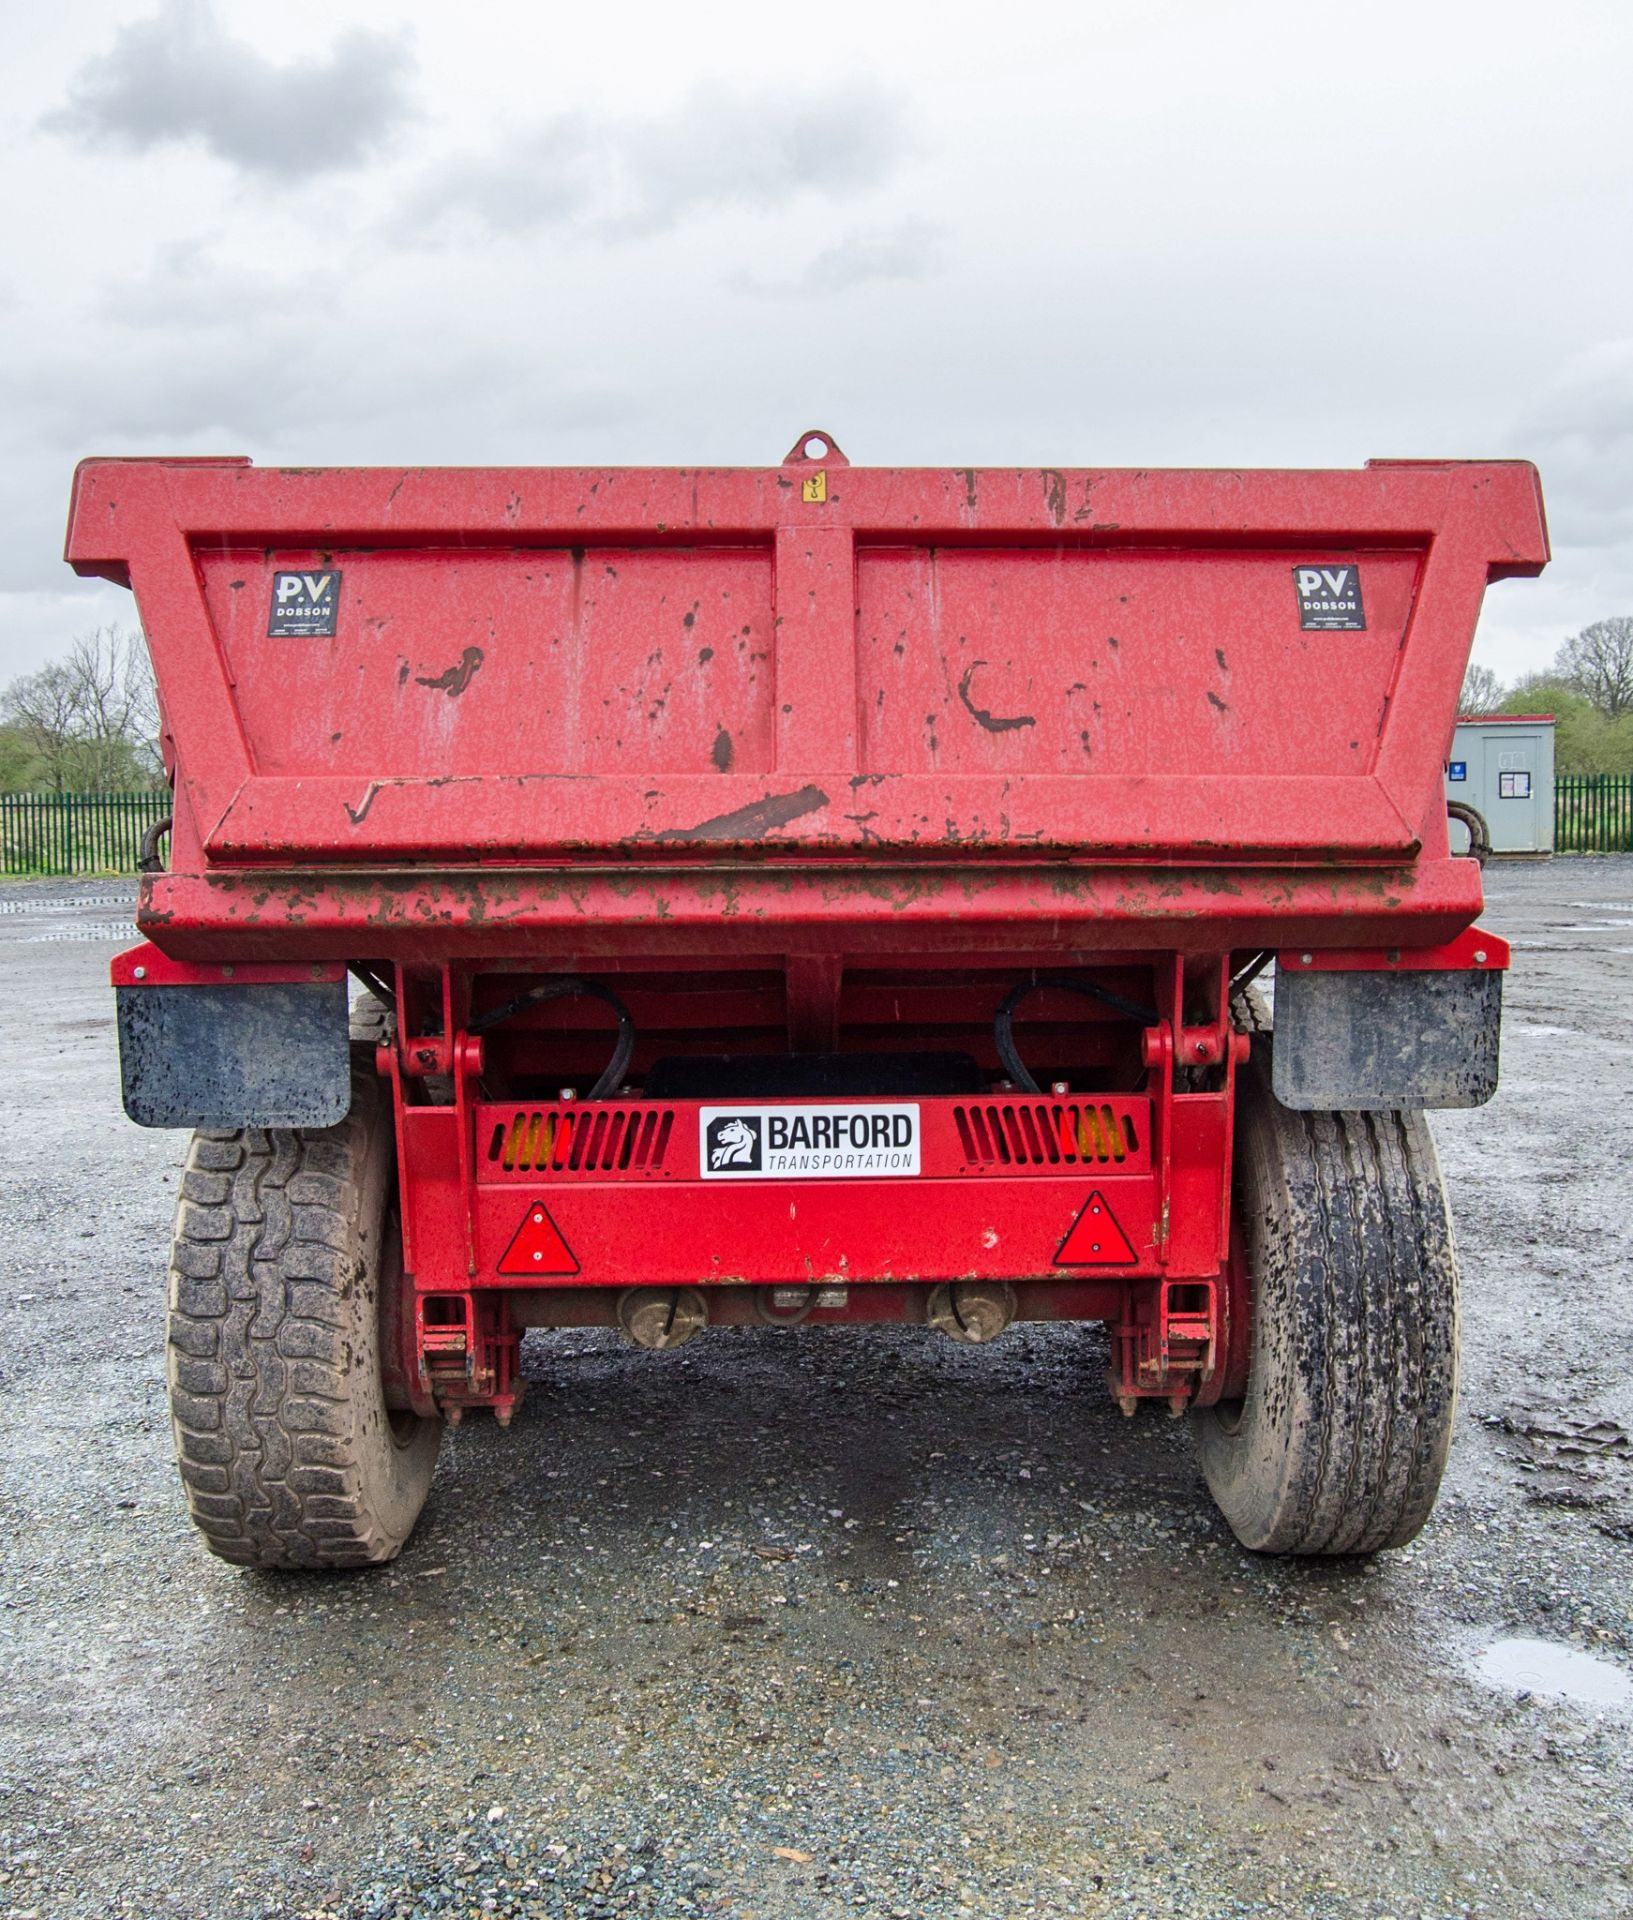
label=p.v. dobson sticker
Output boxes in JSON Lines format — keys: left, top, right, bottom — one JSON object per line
{"left": 1292, "top": 563, "right": 1365, "bottom": 631}
{"left": 700, "top": 1105, "right": 920, "bottom": 1179}
{"left": 269, "top": 570, "right": 341, "bottom": 638}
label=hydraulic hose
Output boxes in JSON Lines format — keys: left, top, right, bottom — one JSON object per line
{"left": 994, "top": 973, "right": 1160, "bottom": 1095}
{"left": 467, "top": 977, "right": 636, "bottom": 1100}
{"left": 137, "top": 814, "right": 172, "bottom": 874}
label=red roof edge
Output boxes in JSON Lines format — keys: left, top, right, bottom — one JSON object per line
{"left": 1456, "top": 713, "right": 1556, "bottom": 725}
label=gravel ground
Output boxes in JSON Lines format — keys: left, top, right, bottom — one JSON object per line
{"left": 1, "top": 863, "right": 1630, "bottom": 1920}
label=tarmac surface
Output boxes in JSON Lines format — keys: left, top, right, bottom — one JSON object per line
{"left": 1, "top": 861, "right": 1630, "bottom": 1920}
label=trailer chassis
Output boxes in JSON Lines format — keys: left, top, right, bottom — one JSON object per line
{"left": 116, "top": 929, "right": 1503, "bottom": 1431}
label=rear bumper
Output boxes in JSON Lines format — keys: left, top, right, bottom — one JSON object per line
{"left": 401, "top": 1090, "right": 1228, "bottom": 1290}
{"left": 135, "top": 857, "right": 1486, "bottom": 964}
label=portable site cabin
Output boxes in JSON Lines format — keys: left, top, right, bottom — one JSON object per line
{"left": 1446, "top": 714, "right": 1555, "bottom": 854}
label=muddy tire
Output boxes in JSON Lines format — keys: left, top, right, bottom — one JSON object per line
{"left": 166, "top": 1023, "right": 440, "bottom": 1569}
{"left": 1190, "top": 1012, "right": 1459, "bottom": 1555}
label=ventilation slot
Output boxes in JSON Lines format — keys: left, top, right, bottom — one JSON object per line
{"left": 485, "top": 1106, "right": 674, "bottom": 1175}
{"left": 953, "top": 1102, "right": 1137, "bottom": 1167}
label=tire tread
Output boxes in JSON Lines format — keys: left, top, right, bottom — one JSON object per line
{"left": 166, "top": 999, "right": 436, "bottom": 1570}
{"left": 1193, "top": 1003, "right": 1460, "bottom": 1555}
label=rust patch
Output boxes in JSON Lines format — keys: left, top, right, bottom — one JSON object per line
{"left": 711, "top": 727, "right": 734, "bottom": 774}
{"left": 957, "top": 662, "right": 1035, "bottom": 734}
{"left": 654, "top": 785, "right": 829, "bottom": 844}
{"left": 415, "top": 647, "right": 484, "bottom": 697}
{"left": 1206, "top": 691, "right": 1229, "bottom": 713}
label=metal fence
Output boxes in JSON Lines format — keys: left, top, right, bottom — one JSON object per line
{"left": 1, "top": 791, "right": 169, "bottom": 876}
{"left": 1554, "top": 775, "right": 1633, "bottom": 855}
{"left": 6, "top": 780, "right": 1633, "bottom": 874}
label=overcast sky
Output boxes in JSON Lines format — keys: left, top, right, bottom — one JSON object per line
{"left": 3, "top": 0, "right": 1629, "bottom": 687}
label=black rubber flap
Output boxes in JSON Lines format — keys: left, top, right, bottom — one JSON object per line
{"left": 1272, "top": 967, "right": 1502, "bottom": 1111}
{"left": 116, "top": 980, "right": 351, "bottom": 1129}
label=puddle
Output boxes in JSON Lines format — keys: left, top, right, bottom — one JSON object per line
{"left": 1470, "top": 1636, "right": 1633, "bottom": 1710}
{"left": 22, "top": 922, "right": 135, "bottom": 943}
{"left": 0, "top": 895, "right": 131, "bottom": 917}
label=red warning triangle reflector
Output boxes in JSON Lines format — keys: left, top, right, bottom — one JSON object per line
{"left": 1055, "top": 1190, "right": 1138, "bottom": 1268}
{"left": 498, "top": 1202, "right": 580, "bottom": 1277}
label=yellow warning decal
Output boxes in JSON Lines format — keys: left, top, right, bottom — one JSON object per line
{"left": 802, "top": 471, "right": 827, "bottom": 503}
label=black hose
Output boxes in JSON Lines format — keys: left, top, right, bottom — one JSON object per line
{"left": 137, "top": 815, "right": 172, "bottom": 874}
{"left": 993, "top": 973, "right": 1161, "bottom": 1095}
{"left": 1447, "top": 801, "right": 1491, "bottom": 868}
{"left": 467, "top": 977, "right": 636, "bottom": 1100}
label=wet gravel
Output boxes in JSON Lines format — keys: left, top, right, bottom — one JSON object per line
{"left": 1, "top": 864, "right": 1630, "bottom": 1919}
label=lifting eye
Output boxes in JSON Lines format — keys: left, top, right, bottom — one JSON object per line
{"left": 781, "top": 426, "right": 847, "bottom": 465}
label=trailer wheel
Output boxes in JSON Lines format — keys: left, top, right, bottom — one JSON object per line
{"left": 1190, "top": 1014, "right": 1459, "bottom": 1555}
{"left": 166, "top": 1022, "right": 440, "bottom": 1569}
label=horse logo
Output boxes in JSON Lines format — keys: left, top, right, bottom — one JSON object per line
{"left": 706, "top": 1115, "right": 762, "bottom": 1171}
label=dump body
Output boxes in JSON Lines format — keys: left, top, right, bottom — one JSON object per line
{"left": 66, "top": 442, "right": 1547, "bottom": 965}
{"left": 74, "top": 438, "right": 1545, "bottom": 1504}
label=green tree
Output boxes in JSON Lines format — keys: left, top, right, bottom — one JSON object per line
{"left": 1499, "top": 677, "right": 1633, "bottom": 775}
{"left": 0, "top": 627, "right": 161, "bottom": 793}
{"left": 0, "top": 721, "right": 49, "bottom": 790}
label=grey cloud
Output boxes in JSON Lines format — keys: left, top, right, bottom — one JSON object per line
{"left": 100, "top": 239, "right": 342, "bottom": 332}
{"left": 1518, "top": 341, "right": 1633, "bottom": 552}
{"left": 731, "top": 220, "right": 941, "bottom": 297}
{"left": 44, "top": 1, "right": 415, "bottom": 179}
{"left": 1, "top": 330, "right": 600, "bottom": 453}
{"left": 410, "top": 117, "right": 600, "bottom": 235}
{"left": 611, "top": 79, "right": 906, "bottom": 233}
{"left": 410, "top": 79, "right": 908, "bottom": 238}
{"left": 800, "top": 220, "right": 940, "bottom": 291}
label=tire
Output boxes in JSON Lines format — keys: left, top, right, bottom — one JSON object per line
{"left": 166, "top": 1012, "right": 440, "bottom": 1569}
{"left": 1190, "top": 1006, "right": 1460, "bottom": 1555}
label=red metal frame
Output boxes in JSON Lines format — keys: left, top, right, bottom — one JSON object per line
{"left": 352, "top": 946, "right": 1255, "bottom": 1419}
{"left": 1276, "top": 926, "right": 1510, "bottom": 972}
{"left": 83, "top": 435, "right": 1545, "bottom": 1426}
{"left": 109, "top": 943, "right": 344, "bottom": 987}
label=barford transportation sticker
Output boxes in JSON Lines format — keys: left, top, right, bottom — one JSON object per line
{"left": 699, "top": 1105, "right": 921, "bottom": 1179}
{"left": 1292, "top": 564, "right": 1366, "bottom": 631}
{"left": 268, "top": 569, "right": 341, "bottom": 637}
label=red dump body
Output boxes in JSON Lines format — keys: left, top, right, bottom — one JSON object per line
{"left": 73, "top": 437, "right": 1547, "bottom": 1425}
{"left": 67, "top": 441, "right": 1546, "bottom": 960}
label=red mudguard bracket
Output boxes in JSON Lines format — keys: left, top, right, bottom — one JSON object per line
{"left": 111, "top": 940, "right": 346, "bottom": 987}
{"left": 1276, "top": 925, "right": 1509, "bottom": 972}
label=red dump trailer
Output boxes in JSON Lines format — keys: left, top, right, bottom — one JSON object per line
{"left": 66, "top": 430, "right": 1548, "bottom": 1568}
